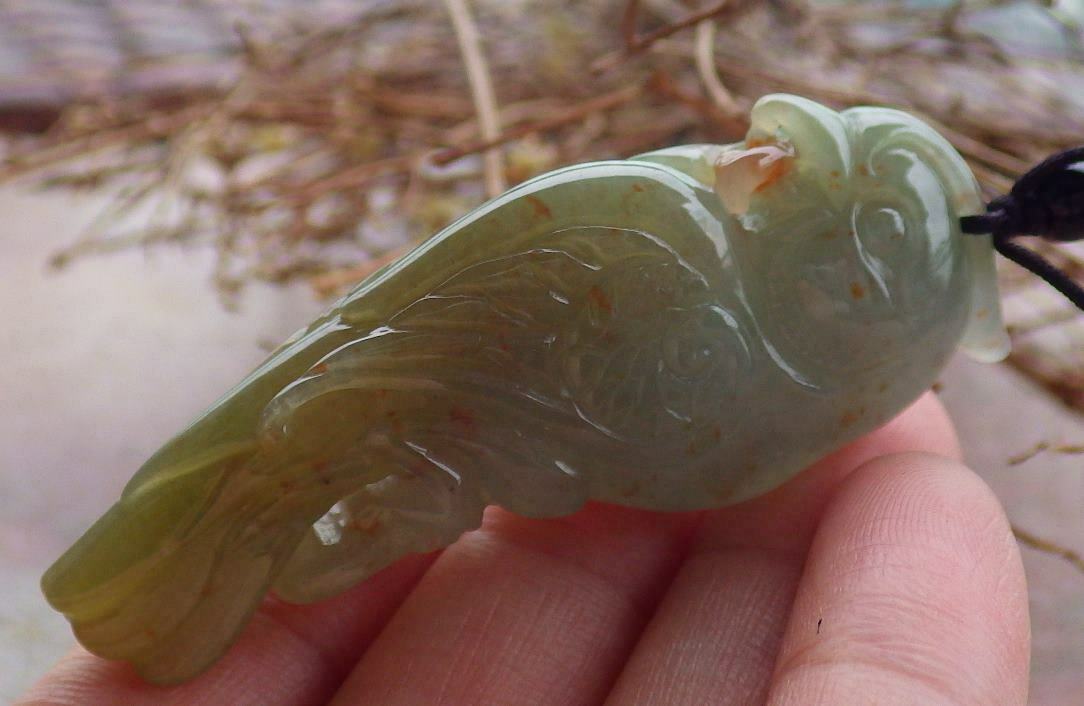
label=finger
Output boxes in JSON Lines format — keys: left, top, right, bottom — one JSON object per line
{"left": 16, "top": 553, "right": 435, "bottom": 706}
{"left": 605, "top": 393, "right": 960, "bottom": 706}
{"left": 767, "top": 453, "right": 1030, "bottom": 706}
{"left": 705, "top": 391, "right": 962, "bottom": 555}
{"left": 329, "top": 504, "right": 697, "bottom": 706}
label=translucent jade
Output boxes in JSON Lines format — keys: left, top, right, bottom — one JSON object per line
{"left": 42, "top": 94, "right": 1010, "bottom": 684}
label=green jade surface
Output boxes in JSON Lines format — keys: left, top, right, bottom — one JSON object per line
{"left": 43, "top": 94, "right": 1010, "bottom": 684}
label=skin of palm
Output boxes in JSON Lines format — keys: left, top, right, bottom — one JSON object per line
{"left": 41, "top": 94, "right": 1009, "bottom": 685}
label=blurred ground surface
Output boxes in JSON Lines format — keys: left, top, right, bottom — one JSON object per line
{"left": 0, "top": 0, "right": 367, "bottom": 115}
{"left": 1, "top": 186, "right": 1082, "bottom": 703}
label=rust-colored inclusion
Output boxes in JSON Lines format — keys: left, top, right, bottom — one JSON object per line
{"left": 712, "top": 142, "right": 795, "bottom": 216}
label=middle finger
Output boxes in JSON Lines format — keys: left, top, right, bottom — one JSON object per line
{"left": 330, "top": 503, "right": 697, "bottom": 706}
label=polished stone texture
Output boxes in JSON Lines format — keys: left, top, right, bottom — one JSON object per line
{"left": 2, "top": 181, "right": 1081, "bottom": 699}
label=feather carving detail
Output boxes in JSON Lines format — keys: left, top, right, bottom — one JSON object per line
{"left": 42, "top": 94, "right": 1007, "bottom": 684}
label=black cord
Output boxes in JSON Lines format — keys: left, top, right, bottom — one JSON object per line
{"left": 993, "top": 236, "right": 1084, "bottom": 312}
{"left": 962, "top": 145, "right": 1084, "bottom": 313}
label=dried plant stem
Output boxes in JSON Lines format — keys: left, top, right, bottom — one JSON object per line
{"left": 620, "top": 0, "right": 642, "bottom": 50}
{"left": 10, "top": 0, "right": 1084, "bottom": 417}
{"left": 1012, "top": 524, "right": 1084, "bottom": 575}
{"left": 432, "top": 83, "right": 644, "bottom": 166}
{"left": 1005, "top": 349, "right": 1084, "bottom": 410}
{"left": 309, "top": 241, "right": 416, "bottom": 298}
{"left": 288, "top": 154, "right": 418, "bottom": 204}
{"left": 593, "top": 0, "right": 758, "bottom": 73}
{"left": 0, "top": 104, "right": 212, "bottom": 183}
{"left": 443, "top": 0, "right": 505, "bottom": 198}
{"left": 1006, "top": 306, "right": 1082, "bottom": 338}
{"left": 1007, "top": 440, "right": 1084, "bottom": 466}
{"left": 647, "top": 71, "right": 748, "bottom": 136}
{"left": 920, "top": 117, "right": 1032, "bottom": 176}
{"left": 694, "top": 17, "right": 741, "bottom": 116}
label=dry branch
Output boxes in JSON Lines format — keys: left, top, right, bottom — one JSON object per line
{"left": 3, "top": 0, "right": 1084, "bottom": 414}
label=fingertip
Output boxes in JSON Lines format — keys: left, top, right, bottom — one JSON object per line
{"left": 769, "top": 451, "right": 1030, "bottom": 705}
{"left": 703, "top": 392, "right": 962, "bottom": 555}
{"left": 876, "top": 392, "right": 962, "bottom": 462}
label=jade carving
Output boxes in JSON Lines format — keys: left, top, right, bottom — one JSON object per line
{"left": 42, "top": 94, "right": 1010, "bottom": 684}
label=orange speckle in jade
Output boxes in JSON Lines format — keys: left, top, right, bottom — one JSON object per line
{"left": 311, "top": 362, "right": 329, "bottom": 374}
{"left": 351, "top": 517, "right": 383, "bottom": 536}
{"left": 449, "top": 406, "right": 475, "bottom": 429}
{"left": 526, "top": 195, "right": 552, "bottom": 220}
{"left": 857, "top": 164, "right": 870, "bottom": 177}
{"left": 587, "top": 285, "right": 613, "bottom": 313}
{"left": 849, "top": 282, "right": 866, "bottom": 299}
{"left": 839, "top": 407, "right": 865, "bottom": 428}
{"left": 311, "top": 459, "right": 332, "bottom": 484}
{"left": 752, "top": 157, "right": 790, "bottom": 193}
{"left": 631, "top": 183, "right": 645, "bottom": 192}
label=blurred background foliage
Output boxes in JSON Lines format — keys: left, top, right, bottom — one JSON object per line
{"left": 2, "top": 0, "right": 1084, "bottom": 412}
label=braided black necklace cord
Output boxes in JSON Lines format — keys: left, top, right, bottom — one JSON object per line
{"left": 961, "top": 146, "right": 1084, "bottom": 313}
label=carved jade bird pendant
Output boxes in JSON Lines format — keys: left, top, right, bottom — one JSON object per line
{"left": 42, "top": 94, "right": 1010, "bottom": 684}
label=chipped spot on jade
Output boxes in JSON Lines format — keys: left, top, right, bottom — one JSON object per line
{"left": 42, "top": 94, "right": 1010, "bottom": 684}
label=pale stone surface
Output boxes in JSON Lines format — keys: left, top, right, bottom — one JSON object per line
{"left": 1, "top": 185, "right": 1081, "bottom": 700}
{"left": 0, "top": 186, "right": 323, "bottom": 699}
{"left": 939, "top": 356, "right": 1084, "bottom": 706}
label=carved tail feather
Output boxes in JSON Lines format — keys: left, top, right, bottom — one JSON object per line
{"left": 272, "top": 454, "right": 486, "bottom": 604}
{"left": 41, "top": 372, "right": 503, "bottom": 683}
{"left": 41, "top": 442, "right": 293, "bottom": 683}
{"left": 42, "top": 437, "right": 409, "bottom": 683}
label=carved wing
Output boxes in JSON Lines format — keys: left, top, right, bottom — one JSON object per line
{"left": 270, "top": 221, "right": 754, "bottom": 600}
{"left": 42, "top": 161, "right": 755, "bottom": 684}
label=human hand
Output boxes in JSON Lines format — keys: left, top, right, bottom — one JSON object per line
{"left": 17, "top": 393, "right": 1029, "bottom": 706}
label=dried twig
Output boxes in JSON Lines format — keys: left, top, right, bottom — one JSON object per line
{"left": 443, "top": 0, "right": 505, "bottom": 198}
{"left": 432, "top": 83, "right": 644, "bottom": 166}
{"left": 1013, "top": 525, "right": 1084, "bottom": 576}
{"left": 592, "top": 0, "right": 759, "bottom": 73}
{"left": 5, "top": 0, "right": 1084, "bottom": 413}
{"left": 694, "top": 18, "right": 741, "bottom": 117}
{"left": 309, "top": 241, "right": 417, "bottom": 298}
{"left": 1008, "top": 440, "right": 1084, "bottom": 466}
